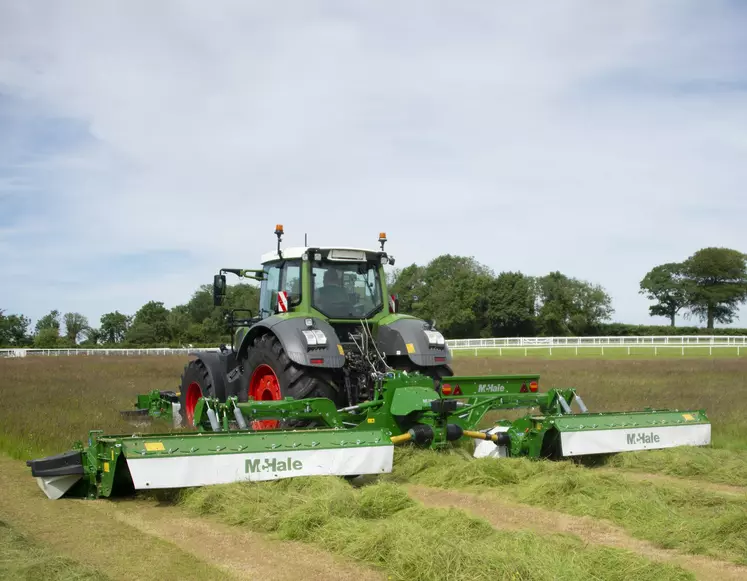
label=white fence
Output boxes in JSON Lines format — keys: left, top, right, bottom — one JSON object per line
{"left": 0, "top": 347, "right": 219, "bottom": 358}
{"left": 446, "top": 335, "right": 747, "bottom": 348}
{"left": 1, "top": 336, "right": 746, "bottom": 358}
{"left": 446, "top": 335, "right": 747, "bottom": 357}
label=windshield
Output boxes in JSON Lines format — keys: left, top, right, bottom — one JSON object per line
{"left": 312, "top": 261, "right": 383, "bottom": 318}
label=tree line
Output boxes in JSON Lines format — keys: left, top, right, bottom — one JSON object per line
{"left": 0, "top": 284, "right": 259, "bottom": 349}
{"left": 1, "top": 246, "right": 746, "bottom": 348}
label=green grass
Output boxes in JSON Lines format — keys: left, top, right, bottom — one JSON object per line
{"left": 388, "top": 448, "right": 747, "bottom": 565}
{"left": 0, "top": 356, "right": 185, "bottom": 460}
{"left": 177, "top": 476, "right": 693, "bottom": 581}
{"left": 452, "top": 346, "right": 747, "bottom": 359}
{"left": 600, "top": 446, "right": 747, "bottom": 487}
{"left": 0, "top": 520, "right": 110, "bottom": 581}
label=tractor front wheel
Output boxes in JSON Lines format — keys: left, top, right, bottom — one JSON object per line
{"left": 243, "top": 333, "right": 340, "bottom": 429}
{"left": 178, "top": 359, "right": 216, "bottom": 427}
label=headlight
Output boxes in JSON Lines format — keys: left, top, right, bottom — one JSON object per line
{"left": 423, "top": 330, "right": 445, "bottom": 346}
{"left": 302, "top": 329, "right": 327, "bottom": 346}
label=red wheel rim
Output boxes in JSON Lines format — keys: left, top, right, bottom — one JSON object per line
{"left": 185, "top": 381, "right": 202, "bottom": 425}
{"left": 248, "top": 364, "right": 281, "bottom": 430}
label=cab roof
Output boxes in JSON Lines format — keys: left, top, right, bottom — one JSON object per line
{"left": 260, "top": 246, "right": 382, "bottom": 263}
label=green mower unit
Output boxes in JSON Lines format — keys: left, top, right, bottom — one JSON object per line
{"left": 27, "top": 370, "right": 710, "bottom": 500}
{"left": 26, "top": 227, "right": 711, "bottom": 500}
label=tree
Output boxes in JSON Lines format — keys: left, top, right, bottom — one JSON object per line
{"left": 407, "top": 255, "right": 494, "bottom": 338}
{"left": 100, "top": 311, "right": 131, "bottom": 344}
{"left": 0, "top": 309, "right": 31, "bottom": 346}
{"left": 680, "top": 247, "right": 747, "bottom": 329}
{"left": 63, "top": 312, "right": 89, "bottom": 344}
{"left": 35, "top": 310, "right": 60, "bottom": 334}
{"left": 34, "top": 327, "right": 60, "bottom": 348}
{"left": 185, "top": 285, "right": 215, "bottom": 325}
{"left": 167, "top": 305, "right": 191, "bottom": 344}
{"left": 128, "top": 301, "right": 171, "bottom": 344}
{"left": 639, "top": 263, "right": 687, "bottom": 326}
{"left": 486, "top": 272, "right": 536, "bottom": 336}
{"left": 534, "top": 272, "right": 614, "bottom": 335}
{"left": 125, "top": 321, "right": 158, "bottom": 345}
{"left": 81, "top": 327, "right": 103, "bottom": 346}
{"left": 388, "top": 264, "right": 427, "bottom": 314}
{"left": 33, "top": 310, "right": 61, "bottom": 346}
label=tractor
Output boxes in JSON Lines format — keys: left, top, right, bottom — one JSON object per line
{"left": 178, "top": 226, "right": 452, "bottom": 428}
{"left": 26, "top": 225, "right": 712, "bottom": 500}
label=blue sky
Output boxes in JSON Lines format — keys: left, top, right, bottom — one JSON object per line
{"left": 1, "top": 1, "right": 746, "bottom": 333}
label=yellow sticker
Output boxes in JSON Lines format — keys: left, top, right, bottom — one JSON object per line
{"left": 367, "top": 418, "right": 375, "bottom": 424}
{"left": 111, "top": 449, "right": 114, "bottom": 461}
{"left": 144, "top": 442, "right": 165, "bottom": 451}
{"left": 337, "top": 344, "right": 344, "bottom": 355}
{"left": 682, "top": 413, "right": 695, "bottom": 421}
{"left": 103, "top": 462, "right": 110, "bottom": 473}
{"left": 406, "top": 343, "right": 416, "bottom": 354}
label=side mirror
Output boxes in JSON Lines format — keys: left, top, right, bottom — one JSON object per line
{"left": 213, "top": 274, "right": 227, "bottom": 306}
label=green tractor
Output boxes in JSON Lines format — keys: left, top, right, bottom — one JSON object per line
{"left": 26, "top": 225, "right": 712, "bottom": 500}
{"left": 177, "top": 226, "right": 452, "bottom": 428}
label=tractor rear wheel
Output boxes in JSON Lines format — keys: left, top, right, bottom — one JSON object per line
{"left": 243, "top": 333, "right": 340, "bottom": 429}
{"left": 178, "top": 359, "right": 216, "bottom": 427}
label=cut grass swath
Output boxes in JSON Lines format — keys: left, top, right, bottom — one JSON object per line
{"left": 389, "top": 448, "right": 747, "bottom": 565}
{"left": 177, "top": 477, "right": 693, "bottom": 581}
{"left": 0, "top": 520, "right": 110, "bottom": 581}
{"left": 599, "top": 446, "right": 747, "bottom": 487}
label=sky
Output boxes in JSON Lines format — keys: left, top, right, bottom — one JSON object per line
{"left": 1, "top": 1, "right": 746, "bottom": 334}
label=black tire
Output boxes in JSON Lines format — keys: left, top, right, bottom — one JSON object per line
{"left": 243, "top": 333, "right": 341, "bottom": 418}
{"left": 179, "top": 359, "right": 216, "bottom": 427}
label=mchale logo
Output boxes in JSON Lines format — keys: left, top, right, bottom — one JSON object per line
{"left": 246, "top": 457, "right": 303, "bottom": 474}
{"left": 626, "top": 432, "right": 661, "bottom": 445}
{"left": 477, "top": 384, "right": 506, "bottom": 393}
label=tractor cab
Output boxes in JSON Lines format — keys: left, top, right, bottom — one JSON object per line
{"left": 255, "top": 228, "right": 396, "bottom": 322}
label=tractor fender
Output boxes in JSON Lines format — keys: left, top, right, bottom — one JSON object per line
{"left": 377, "top": 318, "right": 453, "bottom": 368}
{"left": 237, "top": 316, "right": 346, "bottom": 369}
{"left": 187, "top": 350, "right": 240, "bottom": 399}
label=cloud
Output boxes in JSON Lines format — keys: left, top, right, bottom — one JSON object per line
{"left": 0, "top": 1, "right": 746, "bottom": 330}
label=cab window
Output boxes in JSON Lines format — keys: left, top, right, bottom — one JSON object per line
{"left": 259, "top": 261, "right": 301, "bottom": 318}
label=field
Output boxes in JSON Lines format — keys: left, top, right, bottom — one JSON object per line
{"left": 1, "top": 354, "right": 746, "bottom": 581}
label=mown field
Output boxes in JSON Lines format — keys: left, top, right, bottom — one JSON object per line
{"left": 1, "top": 354, "right": 746, "bottom": 581}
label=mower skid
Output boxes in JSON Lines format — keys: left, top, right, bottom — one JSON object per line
{"left": 26, "top": 450, "right": 85, "bottom": 500}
